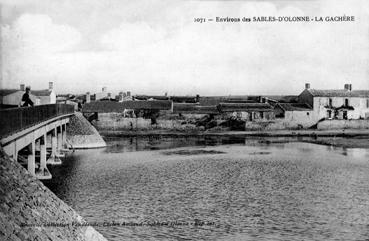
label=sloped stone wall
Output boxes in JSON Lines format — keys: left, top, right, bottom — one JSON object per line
{"left": 67, "top": 112, "right": 106, "bottom": 148}
{"left": 0, "top": 147, "right": 107, "bottom": 241}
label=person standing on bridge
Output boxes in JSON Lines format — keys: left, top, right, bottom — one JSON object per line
{"left": 22, "top": 86, "right": 34, "bottom": 107}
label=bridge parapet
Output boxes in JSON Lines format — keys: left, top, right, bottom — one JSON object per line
{"left": 0, "top": 104, "right": 74, "bottom": 138}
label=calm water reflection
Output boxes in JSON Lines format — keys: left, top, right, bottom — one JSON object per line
{"left": 44, "top": 137, "right": 369, "bottom": 241}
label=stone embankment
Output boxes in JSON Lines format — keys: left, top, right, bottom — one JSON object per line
{"left": 92, "top": 113, "right": 317, "bottom": 132}
{"left": 93, "top": 113, "right": 203, "bottom": 131}
{"left": 0, "top": 147, "right": 107, "bottom": 241}
{"left": 317, "top": 119, "right": 369, "bottom": 130}
{"left": 90, "top": 112, "right": 369, "bottom": 139}
{"left": 67, "top": 112, "right": 106, "bottom": 149}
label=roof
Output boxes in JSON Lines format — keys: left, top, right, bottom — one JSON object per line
{"left": 0, "top": 89, "right": 19, "bottom": 96}
{"left": 173, "top": 103, "right": 218, "bottom": 114}
{"left": 134, "top": 95, "right": 170, "bottom": 101}
{"left": 223, "top": 99, "right": 256, "bottom": 103}
{"left": 199, "top": 97, "right": 227, "bottom": 106}
{"left": 170, "top": 96, "right": 198, "bottom": 103}
{"left": 31, "top": 90, "right": 53, "bottom": 96}
{"left": 276, "top": 103, "right": 312, "bottom": 111}
{"left": 218, "top": 103, "right": 273, "bottom": 112}
{"left": 75, "top": 95, "right": 86, "bottom": 101}
{"left": 82, "top": 100, "right": 172, "bottom": 112}
{"left": 0, "top": 89, "right": 54, "bottom": 97}
{"left": 199, "top": 96, "right": 256, "bottom": 105}
{"left": 264, "top": 95, "right": 299, "bottom": 103}
{"left": 307, "top": 89, "right": 369, "bottom": 97}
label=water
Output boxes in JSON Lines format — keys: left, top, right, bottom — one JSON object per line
{"left": 44, "top": 136, "right": 369, "bottom": 241}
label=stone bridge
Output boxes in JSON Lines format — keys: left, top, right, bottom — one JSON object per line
{"left": 0, "top": 104, "right": 74, "bottom": 180}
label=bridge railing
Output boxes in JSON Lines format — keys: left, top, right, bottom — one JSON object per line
{"left": 0, "top": 104, "right": 74, "bottom": 138}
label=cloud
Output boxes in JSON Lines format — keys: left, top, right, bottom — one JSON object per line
{"left": 101, "top": 22, "right": 166, "bottom": 50}
{"left": 1, "top": 14, "right": 81, "bottom": 89}
{"left": 4, "top": 14, "right": 81, "bottom": 53}
{"left": 1, "top": 0, "right": 369, "bottom": 95}
{"left": 95, "top": 0, "right": 369, "bottom": 95}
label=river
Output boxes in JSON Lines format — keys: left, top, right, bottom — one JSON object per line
{"left": 44, "top": 136, "right": 369, "bottom": 241}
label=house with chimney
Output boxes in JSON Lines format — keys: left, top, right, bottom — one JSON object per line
{"left": 217, "top": 102, "right": 275, "bottom": 121}
{"left": 0, "top": 84, "right": 38, "bottom": 108}
{"left": 117, "top": 91, "right": 133, "bottom": 102}
{"left": 298, "top": 83, "right": 369, "bottom": 121}
{"left": 94, "top": 87, "right": 109, "bottom": 101}
{"left": 31, "top": 82, "right": 57, "bottom": 105}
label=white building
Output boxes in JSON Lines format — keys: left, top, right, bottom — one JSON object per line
{"left": 117, "top": 91, "right": 133, "bottom": 102}
{"left": 298, "top": 83, "right": 369, "bottom": 121}
{"left": 31, "top": 82, "right": 57, "bottom": 105}
{"left": 94, "top": 87, "right": 109, "bottom": 101}
{"left": 0, "top": 85, "right": 39, "bottom": 108}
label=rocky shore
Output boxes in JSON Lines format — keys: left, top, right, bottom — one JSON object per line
{"left": 0, "top": 147, "right": 107, "bottom": 241}
{"left": 67, "top": 112, "right": 106, "bottom": 149}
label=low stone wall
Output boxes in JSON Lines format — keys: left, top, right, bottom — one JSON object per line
{"left": 245, "top": 119, "right": 316, "bottom": 131}
{"left": 0, "top": 147, "right": 107, "bottom": 241}
{"left": 318, "top": 119, "right": 369, "bottom": 130}
{"left": 92, "top": 112, "right": 324, "bottom": 132}
{"left": 67, "top": 112, "right": 106, "bottom": 149}
{"left": 93, "top": 113, "right": 201, "bottom": 131}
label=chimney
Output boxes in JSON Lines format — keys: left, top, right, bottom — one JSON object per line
{"left": 20, "top": 84, "right": 25, "bottom": 91}
{"left": 86, "top": 92, "right": 90, "bottom": 103}
{"left": 344, "top": 84, "right": 352, "bottom": 91}
{"left": 48, "top": 82, "right": 53, "bottom": 91}
{"left": 127, "top": 91, "right": 131, "bottom": 97}
{"left": 102, "top": 87, "right": 107, "bottom": 92}
{"left": 118, "top": 92, "right": 124, "bottom": 101}
{"left": 108, "top": 93, "right": 111, "bottom": 98}
{"left": 305, "top": 83, "right": 310, "bottom": 89}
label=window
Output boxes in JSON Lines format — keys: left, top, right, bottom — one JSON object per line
{"left": 306, "top": 112, "right": 310, "bottom": 116}
{"left": 345, "top": 98, "right": 349, "bottom": 107}
{"left": 328, "top": 98, "right": 332, "bottom": 107}
{"left": 327, "top": 110, "right": 332, "bottom": 118}
{"left": 343, "top": 111, "right": 348, "bottom": 120}
{"left": 367, "top": 99, "right": 369, "bottom": 108}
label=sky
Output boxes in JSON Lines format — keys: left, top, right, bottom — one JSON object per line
{"left": 0, "top": 0, "right": 368, "bottom": 96}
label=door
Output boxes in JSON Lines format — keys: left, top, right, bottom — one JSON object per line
{"left": 343, "top": 111, "right": 348, "bottom": 120}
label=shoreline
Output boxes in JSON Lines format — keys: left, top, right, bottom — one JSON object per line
{"left": 98, "top": 129, "right": 369, "bottom": 149}
{"left": 99, "top": 129, "right": 369, "bottom": 138}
